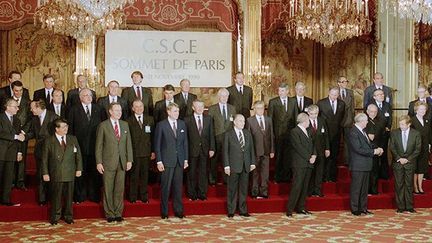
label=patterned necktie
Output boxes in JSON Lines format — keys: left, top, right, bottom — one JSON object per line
{"left": 136, "top": 86, "right": 141, "bottom": 100}
{"left": 114, "top": 121, "right": 120, "bottom": 141}
{"left": 184, "top": 94, "right": 188, "bottom": 103}
{"left": 61, "top": 136, "right": 66, "bottom": 150}
{"left": 312, "top": 119, "right": 317, "bottom": 133}
{"left": 85, "top": 105, "right": 91, "bottom": 121}
{"left": 239, "top": 131, "right": 245, "bottom": 151}
{"left": 9, "top": 115, "right": 13, "bottom": 125}
{"left": 259, "top": 117, "right": 265, "bottom": 131}
{"left": 197, "top": 116, "right": 203, "bottom": 135}
{"left": 138, "top": 115, "right": 143, "bottom": 129}
{"left": 172, "top": 121, "right": 177, "bottom": 138}
{"left": 222, "top": 105, "right": 227, "bottom": 121}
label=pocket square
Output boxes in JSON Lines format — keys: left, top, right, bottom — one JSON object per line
{"left": 124, "top": 130, "right": 128, "bottom": 133}
{"left": 180, "top": 129, "right": 185, "bottom": 133}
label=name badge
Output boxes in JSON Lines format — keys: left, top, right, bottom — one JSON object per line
{"left": 145, "top": 126, "right": 151, "bottom": 133}
{"left": 321, "top": 128, "right": 325, "bottom": 133}
{"left": 385, "top": 97, "right": 390, "bottom": 103}
{"left": 229, "top": 116, "right": 234, "bottom": 122}
{"left": 73, "top": 146, "right": 77, "bottom": 153}
{"left": 384, "top": 112, "right": 390, "bottom": 117}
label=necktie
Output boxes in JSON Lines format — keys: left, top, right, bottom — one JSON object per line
{"left": 312, "top": 119, "right": 317, "bottom": 133}
{"left": 55, "top": 105, "right": 60, "bottom": 116}
{"left": 85, "top": 105, "right": 91, "bottom": 121}
{"left": 299, "top": 97, "right": 303, "bottom": 111}
{"left": 259, "top": 117, "right": 265, "bottom": 131}
{"left": 136, "top": 86, "right": 141, "bottom": 100}
{"left": 222, "top": 105, "right": 227, "bottom": 121}
{"left": 239, "top": 131, "right": 245, "bottom": 151}
{"left": 239, "top": 86, "right": 243, "bottom": 94}
{"left": 402, "top": 131, "right": 408, "bottom": 152}
{"left": 9, "top": 115, "right": 13, "bottom": 125}
{"left": 283, "top": 99, "right": 287, "bottom": 112}
{"left": 172, "top": 121, "right": 177, "bottom": 138}
{"left": 184, "top": 94, "right": 188, "bottom": 103}
{"left": 197, "top": 116, "right": 203, "bottom": 135}
{"left": 138, "top": 115, "right": 143, "bottom": 129}
{"left": 378, "top": 103, "right": 382, "bottom": 109}
{"left": 46, "top": 91, "right": 51, "bottom": 103}
{"left": 342, "top": 89, "right": 346, "bottom": 99}
{"left": 61, "top": 136, "right": 66, "bottom": 150}
{"left": 114, "top": 121, "right": 120, "bottom": 141}
{"left": 39, "top": 115, "right": 43, "bottom": 126}
{"left": 331, "top": 101, "right": 336, "bottom": 114}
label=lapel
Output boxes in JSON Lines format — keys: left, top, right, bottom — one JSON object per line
{"left": 165, "top": 119, "right": 177, "bottom": 139}
{"left": 107, "top": 119, "right": 121, "bottom": 141}
{"left": 396, "top": 129, "right": 403, "bottom": 151}
{"left": 253, "top": 116, "right": 265, "bottom": 135}
{"left": 191, "top": 115, "right": 201, "bottom": 137}
{"left": 1, "top": 113, "right": 13, "bottom": 132}
{"left": 356, "top": 126, "right": 370, "bottom": 145}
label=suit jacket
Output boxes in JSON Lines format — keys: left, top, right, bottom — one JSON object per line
{"left": 267, "top": 96, "right": 298, "bottom": 138}
{"left": 47, "top": 103, "right": 67, "bottom": 119}
{"left": 95, "top": 119, "right": 133, "bottom": 171}
{"left": 184, "top": 114, "right": 215, "bottom": 157}
{"left": 0, "top": 85, "right": 30, "bottom": 111}
{"left": 347, "top": 126, "right": 375, "bottom": 171}
{"left": 15, "top": 96, "right": 32, "bottom": 133}
{"left": 67, "top": 103, "right": 103, "bottom": 156}
{"left": 66, "top": 88, "right": 97, "bottom": 108}
{"left": 340, "top": 88, "right": 355, "bottom": 128}
{"left": 410, "top": 116, "right": 432, "bottom": 152}
{"left": 154, "top": 119, "right": 188, "bottom": 167}
{"left": 389, "top": 128, "right": 421, "bottom": 164}
{"left": 289, "top": 126, "right": 316, "bottom": 168}
{"left": 363, "top": 85, "right": 393, "bottom": 109}
{"left": 293, "top": 96, "right": 313, "bottom": 114}
{"left": 317, "top": 98, "right": 345, "bottom": 139}
{"left": 208, "top": 103, "right": 235, "bottom": 137}
{"left": 28, "top": 110, "right": 59, "bottom": 159}
{"left": 33, "top": 88, "right": 65, "bottom": 105}
{"left": 96, "top": 95, "right": 129, "bottom": 120}
{"left": 227, "top": 85, "right": 253, "bottom": 118}
{"left": 223, "top": 128, "right": 255, "bottom": 173}
{"left": 308, "top": 117, "right": 330, "bottom": 157}
{"left": 365, "top": 115, "right": 386, "bottom": 148}
{"left": 408, "top": 99, "right": 432, "bottom": 121}
{"left": 126, "top": 114, "right": 154, "bottom": 158}
{"left": 367, "top": 101, "right": 392, "bottom": 129}
{"left": 246, "top": 115, "right": 274, "bottom": 157}
{"left": 153, "top": 99, "right": 170, "bottom": 124}
{"left": 41, "top": 135, "right": 83, "bottom": 182}
{"left": 121, "top": 86, "right": 153, "bottom": 115}
{"left": 174, "top": 92, "right": 197, "bottom": 120}
{"left": 0, "top": 112, "right": 23, "bottom": 161}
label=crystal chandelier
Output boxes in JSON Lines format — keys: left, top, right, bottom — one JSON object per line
{"left": 248, "top": 59, "right": 272, "bottom": 101}
{"left": 380, "top": 0, "right": 432, "bottom": 24}
{"left": 285, "top": 0, "right": 373, "bottom": 47}
{"left": 34, "top": 0, "right": 136, "bottom": 42}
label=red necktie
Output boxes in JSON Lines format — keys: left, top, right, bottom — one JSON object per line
{"left": 114, "top": 121, "right": 120, "bottom": 141}
{"left": 312, "top": 120, "right": 317, "bottom": 133}
{"left": 136, "top": 86, "right": 142, "bottom": 100}
{"left": 61, "top": 136, "right": 66, "bottom": 150}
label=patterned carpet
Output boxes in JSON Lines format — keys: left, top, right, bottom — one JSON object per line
{"left": 1, "top": 209, "right": 432, "bottom": 242}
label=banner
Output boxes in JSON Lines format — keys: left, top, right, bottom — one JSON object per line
{"left": 105, "top": 30, "right": 232, "bottom": 87}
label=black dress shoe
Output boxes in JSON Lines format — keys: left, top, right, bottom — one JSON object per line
{"left": 197, "top": 196, "right": 207, "bottom": 201}
{"left": 174, "top": 213, "right": 185, "bottom": 219}
{"left": 259, "top": 194, "right": 269, "bottom": 199}
{"left": 362, "top": 210, "right": 373, "bottom": 215}
{"left": 407, "top": 209, "right": 417, "bottom": 213}
{"left": 419, "top": 191, "right": 425, "bottom": 194}
{"left": 115, "top": 217, "right": 124, "bottom": 222}
{"left": 65, "top": 219, "right": 74, "bottom": 224}
{"left": 286, "top": 212, "right": 293, "bottom": 217}
{"left": 50, "top": 221, "right": 58, "bottom": 225}
{"left": 39, "top": 201, "right": 47, "bottom": 206}
{"left": 396, "top": 209, "right": 405, "bottom": 213}
{"left": 351, "top": 211, "right": 361, "bottom": 216}
{"left": 227, "top": 214, "right": 234, "bottom": 218}
{"left": 161, "top": 215, "right": 168, "bottom": 219}
{"left": 107, "top": 217, "right": 116, "bottom": 223}
{"left": 239, "top": 213, "right": 251, "bottom": 217}
{"left": 297, "top": 210, "right": 312, "bottom": 215}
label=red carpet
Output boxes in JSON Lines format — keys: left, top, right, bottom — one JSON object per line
{"left": 2, "top": 155, "right": 432, "bottom": 221}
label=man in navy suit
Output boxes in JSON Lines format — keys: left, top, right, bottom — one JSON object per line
{"left": 154, "top": 103, "right": 188, "bottom": 219}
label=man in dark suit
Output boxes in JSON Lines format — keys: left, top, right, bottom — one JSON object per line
{"left": 97, "top": 80, "right": 129, "bottom": 120}
{"left": 0, "top": 98, "right": 25, "bottom": 206}
{"left": 0, "top": 71, "right": 30, "bottom": 110}
{"left": 338, "top": 76, "right": 355, "bottom": 165}
{"left": 208, "top": 88, "right": 235, "bottom": 185}
{"left": 184, "top": 100, "right": 215, "bottom": 200}
{"left": 408, "top": 85, "right": 431, "bottom": 120}
{"left": 154, "top": 103, "right": 188, "bottom": 219}
{"left": 286, "top": 113, "right": 316, "bottom": 217}
{"left": 307, "top": 105, "right": 330, "bottom": 197}
{"left": 367, "top": 89, "right": 392, "bottom": 179}
{"left": 227, "top": 72, "right": 253, "bottom": 119}
{"left": 348, "top": 113, "right": 383, "bottom": 216}
{"left": 95, "top": 102, "right": 133, "bottom": 222}
{"left": 268, "top": 83, "right": 298, "bottom": 182}
{"left": 174, "top": 79, "right": 197, "bottom": 120}
{"left": 121, "top": 71, "right": 153, "bottom": 116}
{"left": 389, "top": 115, "right": 421, "bottom": 213}
{"left": 363, "top": 72, "right": 393, "bottom": 109}
{"left": 68, "top": 88, "right": 103, "bottom": 203}
{"left": 42, "top": 118, "right": 83, "bottom": 225}
{"left": 246, "top": 100, "right": 274, "bottom": 198}
{"left": 10, "top": 81, "right": 32, "bottom": 190}
{"left": 28, "top": 100, "right": 59, "bottom": 205}
{"left": 224, "top": 114, "right": 256, "bottom": 217}
{"left": 33, "top": 74, "right": 65, "bottom": 106}
{"left": 47, "top": 89, "right": 67, "bottom": 119}
{"left": 66, "top": 75, "right": 97, "bottom": 108}
{"left": 317, "top": 86, "right": 345, "bottom": 182}
{"left": 126, "top": 99, "right": 155, "bottom": 203}
{"left": 293, "top": 81, "right": 313, "bottom": 114}
{"left": 154, "top": 84, "right": 176, "bottom": 124}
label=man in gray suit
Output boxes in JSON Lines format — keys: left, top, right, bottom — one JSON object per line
{"left": 338, "top": 76, "right": 355, "bottom": 164}
{"left": 246, "top": 100, "right": 274, "bottom": 198}
{"left": 389, "top": 115, "right": 421, "bottom": 213}
{"left": 224, "top": 114, "right": 256, "bottom": 218}
{"left": 363, "top": 72, "right": 393, "bottom": 109}
{"left": 348, "top": 113, "right": 383, "bottom": 216}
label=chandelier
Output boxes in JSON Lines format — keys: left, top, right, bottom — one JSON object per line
{"left": 285, "top": 0, "right": 373, "bottom": 47}
{"left": 380, "top": 0, "right": 432, "bottom": 24}
{"left": 248, "top": 60, "right": 272, "bottom": 101}
{"left": 34, "top": 0, "right": 136, "bottom": 42}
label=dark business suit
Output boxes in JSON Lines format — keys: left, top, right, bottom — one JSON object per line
{"left": 0, "top": 85, "right": 30, "bottom": 112}
{"left": 154, "top": 100, "right": 172, "bottom": 124}
{"left": 28, "top": 110, "right": 58, "bottom": 203}
{"left": 294, "top": 96, "right": 313, "bottom": 114}
{"left": 126, "top": 114, "right": 154, "bottom": 202}
{"left": 308, "top": 117, "right": 330, "bottom": 196}
{"left": 408, "top": 99, "right": 432, "bottom": 120}
{"left": 410, "top": 116, "right": 432, "bottom": 174}
{"left": 66, "top": 88, "right": 97, "bottom": 108}
{"left": 286, "top": 126, "right": 315, "bottom": 214}
{"left": 365, "top": 115, "right": 386, "bottom": 194}
{"left": 121, "top": 86, "right": 153, "bottom": 116}
{"left": 42, "top": 135, "right": 83, "bottom": 222}
{"left": 363, "top": 85, "right": 393, "bottom": 109}
{"left": 184, "top": 114, "right": 215, "bottom": 199}
{"left": 154, "top": 119, "right": 188, "bottom": 216}
{"left": 97, "top": 95, "right": 129, "bottom": 120}
{"left": 208, "top": 103, "right": 235, "bottom": 184}
{"left": 0, "top": 113, "right": 22, "bottom": 204}
{"left": 340, "top": 88, "right": 355, "bottom": 165}
{"left": 174, "top": 92, "right": 197, "bottom": 120}
{"left": 227, "top": 85, "right": 253, "bottom": 119}
{"left": 95, "top": 119, "right": 133, "bottom": 218}
{"left": 268, "top": 96, "right": 298, "bottom": 182}
{"left": 33, "top": 88, "right": 65, "bottom": 106}
{"left": 224, "top": 128, "right": 255, "bottom": 215}
{"left": 347, "top": 126, "right": 375, "bottom": 213}
{"left": 317, "top": 98, "right": 345, "bottom": 181}
{"left": 389, "top": 128, "right": 421, "bottom": 211}
{"left": 47, "top": 103, "right": 67, "bottom": 119}
{"left": 68, "top": 103, "right": 103, "bottom": 202}
{"left": 246, "top": 115, "right": 274, "bottom": 197}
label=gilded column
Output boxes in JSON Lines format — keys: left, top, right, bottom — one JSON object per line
{"left": 75, "top": 36, "right": 103, "bottom": 95}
